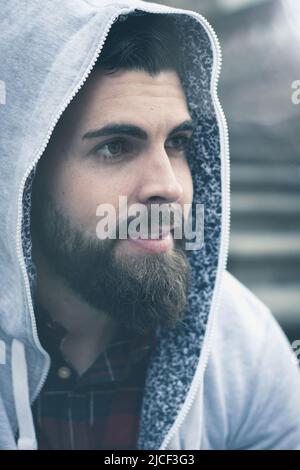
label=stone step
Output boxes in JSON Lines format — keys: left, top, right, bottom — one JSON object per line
{"left": 231, "top": 193, "right": 300, "bottom": 215}
{"left": 229, "top": 232, "right": 300, "bottom": 259}
{"left": 242, "top": 283, "right": 300, "bottom": 330}
{"left": 231, "top": 193, "right": 300, "bottom": 230}
{"left": 225, "top": 120, "right": 300, "bottom": 164}
{"left": 231, "top": 164, "right": 300, "bottom": 191}
{"left": 227, "top": 256, "right": 300, "bottom": 285}
{"left": 231, "top": 217, "right": 300, "bottom": 232}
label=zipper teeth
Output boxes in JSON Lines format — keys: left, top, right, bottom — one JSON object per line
{"left": 16, "top": 7, "right": 133, "bottom": 403}
{"left": 158, "top": 11, "right": 231, "bottom": 450}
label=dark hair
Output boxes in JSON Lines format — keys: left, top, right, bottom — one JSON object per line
{"left": 96, "top": 13, "right": 182, "bottom": 77}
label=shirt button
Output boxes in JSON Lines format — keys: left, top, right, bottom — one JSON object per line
{"left": 58, "top": 366, "right": 71, "bottom": 380}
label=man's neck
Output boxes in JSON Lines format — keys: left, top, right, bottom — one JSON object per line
{"left": 33, "top": 248, "right": 119, "bottom": 375}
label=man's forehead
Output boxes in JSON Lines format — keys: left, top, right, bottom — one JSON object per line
{"left": 81, "top": 68, "right": 187, "bottom": 103}
{"left": 60, "top": 68, "right": 191, "bottom": 138}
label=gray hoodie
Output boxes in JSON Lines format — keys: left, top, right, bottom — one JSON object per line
{"left": 1, "top": 0, "right": 300, "bottom": 450}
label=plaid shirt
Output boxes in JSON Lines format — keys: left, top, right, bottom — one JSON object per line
{"left": 31, "top": 307, "right": 156, "bottom": 450}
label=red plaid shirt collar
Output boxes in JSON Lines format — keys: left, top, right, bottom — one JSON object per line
{"left": 32, "top": 304, "right": 157, "bottom": 450}
{"left": 34, "top": 304, "right": 157, "bottom": 389}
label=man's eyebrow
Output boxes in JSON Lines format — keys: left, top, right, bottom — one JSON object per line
{"left": 81, "top": 120, "right": 195, "bottom": 141}
{"left": 168, "top": 120, "right": 195, "bottom": 136}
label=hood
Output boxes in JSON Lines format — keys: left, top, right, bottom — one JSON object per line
{"left": 0, "top": 0, "right": 230, "bottom": 450}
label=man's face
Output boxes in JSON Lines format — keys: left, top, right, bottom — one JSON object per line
{"left": 32, "top": 69, "right": 194, "bottom": 334}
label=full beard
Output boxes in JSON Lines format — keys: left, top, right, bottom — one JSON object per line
{"left": 31, "top": 193, "right": 191, "bottom": 335}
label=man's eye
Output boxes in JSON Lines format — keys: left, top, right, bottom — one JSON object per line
{"left": 92, "top": 139, "right": 129, "bottom": 161}
{"left": 166, "top": 135, "right": 191, "bottom": 151}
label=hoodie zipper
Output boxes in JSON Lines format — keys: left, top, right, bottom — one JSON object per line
{"left": 158, "top": 10, "right": 231, "bottom": 450}
{"left": 15, "top": 3, "right": 230, "bottom": 446}
{"left": 16, "top": 6, "right": 134, "bottom": 406}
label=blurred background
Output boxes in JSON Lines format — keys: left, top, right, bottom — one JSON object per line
{"left": 147, "top": 0, "right": 300, "bottom": 342}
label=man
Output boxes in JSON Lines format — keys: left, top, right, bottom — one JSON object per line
{"left": 0, "top": 0, "right": 300, "bottom": 450}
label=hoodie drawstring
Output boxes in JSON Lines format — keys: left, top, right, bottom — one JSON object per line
{"left": 11, "top": 339, "right": 37, "bottom": 450}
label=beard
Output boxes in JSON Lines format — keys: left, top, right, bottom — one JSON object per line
{"left": 31, "top": 189, "right": 191, "bottom": 335}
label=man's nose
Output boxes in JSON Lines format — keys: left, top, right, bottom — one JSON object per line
{"left": 136, "top": 149, "right": 184, "bottom": 204}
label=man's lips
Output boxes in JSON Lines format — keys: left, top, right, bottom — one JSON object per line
{"left": 118, "top": 227, "right": 174, "bottom": 254}
{"left": 127, "top": 232, "right": 173, "bottom": 253}
{"left": 130, "top": 226, "right": 174, "bottom": 240}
